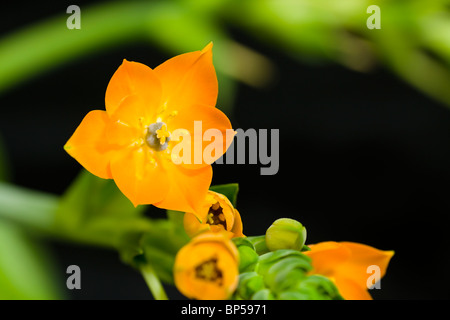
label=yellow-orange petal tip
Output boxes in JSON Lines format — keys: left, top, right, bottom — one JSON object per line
{"left": 201, "top": 42, "right": 214, "bottom": 53}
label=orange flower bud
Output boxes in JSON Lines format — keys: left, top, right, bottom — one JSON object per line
{"left": 174, "top": 231, "right": 239, "bottom": 300}
{"left": 183, "top": 191, "right": 244, "bottom": 238}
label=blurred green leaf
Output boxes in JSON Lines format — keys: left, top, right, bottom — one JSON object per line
{"left": 167, "top": 210, "right": 190, "bottom": 243}
{"left": 0, "top": 182, "right": 58, "bottom": 235}
{"left": 0, "top": 220, "right": 63, "bottom": 299}
{"left": 54, "top": 169, "right": 158, "bottom": 248}
{"left": 56, "top": 169, "right": 144, "bottom": 228}
{"left": 301, "top": 245, "right": 311, "bottom": 251}
{"left": 140, "top": 219, "right": 189, "bottom": 284}
{"left": 117, "top": 231, "right": 145, "bottom": 268}
{"left": 0, "top": 1, "right": 154, "bottom": 94}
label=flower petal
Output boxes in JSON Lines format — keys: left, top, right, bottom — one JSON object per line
{"left": 304, "top": 242, "right": 351, "bottom": 276}
{"left": 105, "top": 117, "right": 141, "bottom": 147}
{"left": 154, "top": 43, "right": 218, "bottom": 111}
{"left": 169, "top": 104, "right": 234, "bottom": 169}
{"left": 333, "top": 277, "right": 373, "bottom": 300}
{"left": 306, "top": 241, "right": 394, "bottom": 300}
{"left": 335, "top": 242, "right": 394, "bottom": 287}
{"left": 105, "top": 60, "right": 162, "bottom": 126}
{"left": 154, "top": 162, "right": 212, "bottom": 213}
{"left": 175, "top": 240, "right": 238, "bottom": 300}
{"left": 230, "top": 209, "right": 244, "bottom": 238}
{"left": 64, "top": 110, "right": 116, "bottom": 179}
{"left": 109, "top": 147, "right": 169, "bottom": 206}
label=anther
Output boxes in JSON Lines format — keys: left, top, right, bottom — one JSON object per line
{"left": 146, "top": 121, "right": 170, "bottom": 151}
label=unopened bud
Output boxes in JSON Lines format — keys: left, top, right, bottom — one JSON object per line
{"left": 251, "top": 288, "right": 275, "bottom": 300}
{"left": 235, "top": 272, "right": 265, "bottom": 299}
{"left": 237, "top": 246, "right": 259, "bottom": 273}
{"left": 292, "top": 275, "right": 343, "bottom": 300}
{"left": 265, "top": 218, "right": 307, "bottom": 252}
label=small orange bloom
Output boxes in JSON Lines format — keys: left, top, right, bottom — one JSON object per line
{"left": 64, "top": 44, "right": 233, "bottom": 212}
{"left": 183, "top": 190, "right": 244, "bottom": 238}
{"left": 304, "top": 241, "right": 394, "bottom": 300}
{"left": 174, "top": 231, "right": 239, "bottom": 300}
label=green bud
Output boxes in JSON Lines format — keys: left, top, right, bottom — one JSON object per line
{"left": 265, "top": 218, "right": 307, "bottom": 252}
{"left": 232, "top": 237, "right": 255, "bottom": 250}
{"left": 251, "top": 288, "right": 275, "bottom": 300}
{"left": 265, "top": 259, "right": 310, "bottom": 293}
{"left": 236, "top": 272, "right": 265, "bottom": 299}
{"left": 245, "top": 235, "right": 269, "bottom": 255}
{"left": 258, "top": 252, "right": 312, "bottom": 294}
{"left": 237, "top": 245, "right": 259, "bottom": 273}
{"left": 294, "top": 275, "right": 344, "bottom": 300}
{"left": 278, "top": 291, "right": 309, "bottom": 300}
{"left": 256, "top": 249, "right": 310, "bottom": 277}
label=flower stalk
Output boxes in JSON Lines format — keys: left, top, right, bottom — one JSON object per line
{"left": 140, "top": 264, "right": 168, "bottom": 300}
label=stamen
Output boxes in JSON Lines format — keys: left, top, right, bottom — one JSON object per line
{"left": 195, "top": 258, "right": 223, "bottom": 284}
{"left": 166, "top": 110, "right": 178, "bottom": 122}
{"left": 156, "top": 124, "right": 170, "bottom": 145}
{"left": 157, "top": 102, "right": 168, "bottom": 116}
{"left": 206, "top": 202, "right": 227, "bottom": 229}
{"left": 145, "top": 121, "right": 171, "bottom": 151}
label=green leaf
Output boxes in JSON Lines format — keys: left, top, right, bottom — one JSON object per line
{"left": 53, "top": 170, "right": 159, "bottom": 249}
{"left": 209, "top": 183, "right": 239, "bottom": 207}
{"left": 140, "top": 220, "right": 180, "bottom": 284}
{"left": 301, "top": 245, "right": 311, "bottom": 252}
{"left": 0, "top": 182, "right": 58, "bottom": 235}
{"left": 56, "top": 170, "right": 144, "bottom": 229}
{"left": 166, "top": 210, "right": 191, "bottom": 249}
{"left": 0, "top": 220, "right": 63, "bottom": 299}
{"left": 117, "top": 231, "right": 146, "bottom": 268}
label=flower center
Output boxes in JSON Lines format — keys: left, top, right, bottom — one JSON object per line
{"left": 145, "top": 121, "right": 170, "bottom": 151}
{"left": 195, "top": 258, "right": 223, "bottom": 284}
{"left": 206, "top": 202, "right": 227, "bottom": 229}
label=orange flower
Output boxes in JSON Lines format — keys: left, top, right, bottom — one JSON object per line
{"left": 174, "top": 231, "right": 239, "bottom": 300}
{"left": 64, "top": 43, "right": 234, "bottom": 212}
{"left": 183, "top": 190, "right": 244, "bottom": 238}
{"left": 304, "top": 241, "right": 394, "bottom": 300}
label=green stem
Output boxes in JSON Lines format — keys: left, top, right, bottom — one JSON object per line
{"left": 140, "top": 264, "right": 169, "bottom": 300}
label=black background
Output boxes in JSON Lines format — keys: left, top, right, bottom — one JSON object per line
{"left": 1, "top": 1, "right": 449, "bottom": 300}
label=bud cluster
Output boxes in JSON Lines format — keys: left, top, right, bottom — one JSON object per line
{"left": 232, "top": 218, "right": 343, "bottom": 300}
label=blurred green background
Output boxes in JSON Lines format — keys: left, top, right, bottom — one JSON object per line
{"left": 1, "top": 0, "right": 450, "bottom": 299}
